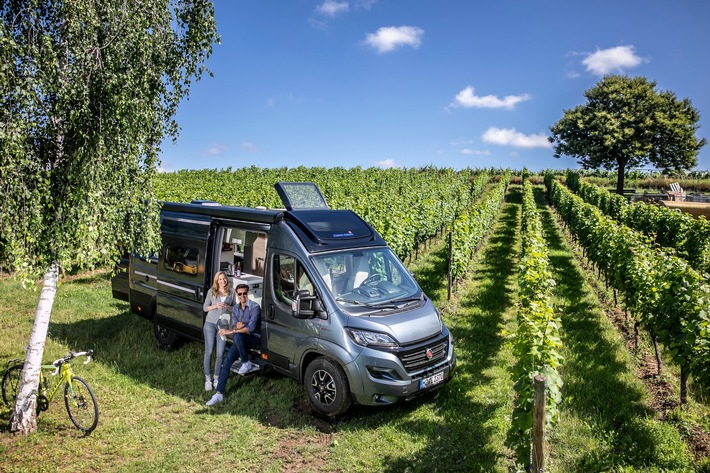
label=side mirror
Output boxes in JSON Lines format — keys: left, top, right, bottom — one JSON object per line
{"left": 293, "top": 290, "right": 327, "bottom": 320}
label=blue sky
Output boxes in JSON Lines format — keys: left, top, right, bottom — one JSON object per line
{"left": 161, "top": 0, "right": 710, "bottom": 173}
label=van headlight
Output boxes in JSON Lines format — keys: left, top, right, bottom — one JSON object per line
{"left": 346, "top": 329, "right": 398, "bottom": 348}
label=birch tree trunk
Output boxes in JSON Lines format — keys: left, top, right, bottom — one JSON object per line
{"left": 10, "top": 265, "right": 59, "bottom": 435}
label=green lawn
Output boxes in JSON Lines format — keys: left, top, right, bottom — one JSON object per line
{"left": 1, "top": 186, "right": 708, "bottom": 472}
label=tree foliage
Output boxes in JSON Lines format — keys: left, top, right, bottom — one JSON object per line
{"left": 549, "top": 75, "right": 706, "bottom": 194}
{"left": 0, "top": 0, "right": 219, "bottom": 279}
{"left": 0, "top": 0, "right": 218, "bottom": 435}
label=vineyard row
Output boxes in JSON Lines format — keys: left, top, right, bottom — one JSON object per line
{"left": 546, "top": 175, "right": 710, "bottom": 401}
{"left": 566, "top": 171, "right": 710, "bottom": 277}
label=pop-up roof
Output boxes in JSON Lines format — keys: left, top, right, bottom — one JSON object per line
{"left": 274, "top": 182, "right": 329, "bottom": 211}
{"left": 275, "top": 182, "right": 385, "bottom": 251}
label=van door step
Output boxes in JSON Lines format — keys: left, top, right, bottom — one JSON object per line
{"left": 229, "top": 360, "right": 261, "bottom": 376}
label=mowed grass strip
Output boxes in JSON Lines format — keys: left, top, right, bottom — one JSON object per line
{"left": 534, "top": 186, "right": 695, "bottom": 472}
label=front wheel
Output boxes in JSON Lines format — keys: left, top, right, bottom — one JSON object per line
{"left": 1, "top": 363, "right": 23, "bottom": 407}
{"left": 304, "top": 357, "right": 352, "bottom": 417}
{"left": 64, "top": 376, "right": 99, "bottom": 434}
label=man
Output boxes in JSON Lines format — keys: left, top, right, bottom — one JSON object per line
{"left": 206, "top": 283, "right": 261, "bottom": 406}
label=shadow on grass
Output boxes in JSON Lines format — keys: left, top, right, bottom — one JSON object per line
{"left": 45, "top": 284, "right": 323, "bottom": 430}
{"left": 534, "top": 187, "right": 689, "bottom": 470}
{"left": 356, "top": 187, "right": 522, "bottom": 472}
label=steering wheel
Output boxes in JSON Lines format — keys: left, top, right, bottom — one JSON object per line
{"left": 361, "top": 273, "right": 382, "bottom": 286}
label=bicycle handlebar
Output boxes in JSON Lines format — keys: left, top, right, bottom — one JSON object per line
{"left": 50, "top": 350, "right": 94, "bottom": 376}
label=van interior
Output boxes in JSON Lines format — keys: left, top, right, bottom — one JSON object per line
{"left": 216, "top": 227, "right": 267, "bottom": 305}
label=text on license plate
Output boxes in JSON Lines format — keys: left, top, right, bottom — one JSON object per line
{"left": 419, "top": 371, "right": 445, "bottom": 390}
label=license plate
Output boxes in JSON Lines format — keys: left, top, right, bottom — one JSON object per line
{"left": 419, "top": 371, "right": 445, "bottom": 390}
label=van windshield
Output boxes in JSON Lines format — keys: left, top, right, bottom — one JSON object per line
{"left": 311, "top": 247, "right": 421, "bottom": 310}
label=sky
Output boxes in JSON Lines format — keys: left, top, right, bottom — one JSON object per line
{"left": 160, "top": 0, "right": 710, "bottom": 173}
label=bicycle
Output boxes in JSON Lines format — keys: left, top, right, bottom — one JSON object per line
{"left": 2, "top": 350, "right": 99, "bottom": 434}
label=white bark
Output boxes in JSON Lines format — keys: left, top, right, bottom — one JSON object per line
{"left": 10, "top": 264, "right": 59, "bottom": 435}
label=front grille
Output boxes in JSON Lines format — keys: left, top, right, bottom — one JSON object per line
{"left": 399, "top": 338, "right": 448, "bottom": 372}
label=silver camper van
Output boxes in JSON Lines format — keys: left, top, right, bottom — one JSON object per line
{"left": 112, "top": 182, "right": 456, "bottom": 416}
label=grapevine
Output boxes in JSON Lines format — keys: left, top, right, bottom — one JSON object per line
{"left": 546, "top": 174, "right": 710, "bottom": 399}
{"left": 507, "top": 179, "right": 563, "bottom": 464}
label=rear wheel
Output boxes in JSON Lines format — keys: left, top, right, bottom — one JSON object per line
{"left": 153, "top": 318, "right": 180, "bottom": 350}
{"left": 304, "top": 357, "right": 352, "bottom": 417}
{"left": 64, "top": 376, "right": 99, "bottom": 434}
{"left": 1, "top": 364, "right": 23, "bottom": 407}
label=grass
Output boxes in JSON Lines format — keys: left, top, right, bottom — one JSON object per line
{"left": 0, "top": 226, "right": 520, "bottom": 471}
{"left": 1, "top": 186, "right": 708, "bottom": 472}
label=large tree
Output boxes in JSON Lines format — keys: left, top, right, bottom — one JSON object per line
{"left": 549, "top": 75, "right": 706, "bottom": 194}
{"left": 0, "top": 0, "right": 218, "bottom": 434}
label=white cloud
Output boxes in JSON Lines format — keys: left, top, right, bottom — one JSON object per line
{"left": 459, "top": 148, "right": 491, "bottom": 156}
{"left": 240, "top": 142, "right": 257, "bottom": 152}
{"left": 450, "top": 138, "right": 475, "bottom": 147}
{"left": 316, "top": 1, "right": 349, "bottom": 17}
{"left": 582, "top": 45, "right": 645, "bottom": 75}
{"left": 356, "top": 0, "right": 377, "bottom": 10}
{"left": 364, "top": 26, "right": 424, "bottom": 54}
{"left": 375, "top": 158, "right": 398, "bottom": 169}
{"left": 450, "top": 86, "right": 530, "bottom": 110}
{"left": 481, "top": 127, "right": 552, "bottom": 149}
{"left": 204, "top": 144, "right": 228, "bottom": 157}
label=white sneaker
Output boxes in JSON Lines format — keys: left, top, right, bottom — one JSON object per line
{"left": 237, "top": 361, "right": 252, "bottom": 374}
{"left": 204, "top": 377, "right": 212, "bottom": 391}
{"left": 206, "top": 392, "right": 223, "bottom": 406}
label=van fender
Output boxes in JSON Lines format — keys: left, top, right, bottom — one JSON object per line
{"left": 296, "top": 339, "right": 366, "bottom": 398}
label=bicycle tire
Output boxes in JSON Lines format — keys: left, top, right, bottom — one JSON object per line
{"left": 1, "top": 363, "right": 23, "bottom": 407}
{"left": 64, "top": 376, "right": 99, "bottom": 433}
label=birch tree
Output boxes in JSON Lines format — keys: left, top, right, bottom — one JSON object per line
{"left": 0, "top": 0, "right": 218, "bottom": 434}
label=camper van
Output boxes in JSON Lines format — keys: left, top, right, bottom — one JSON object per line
{"left": 112, "top": 182, "right": 456, "bottom": 416}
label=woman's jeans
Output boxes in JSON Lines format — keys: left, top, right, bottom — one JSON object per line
{"left": 203, "top": 321, "right": 226, "bottom": 377}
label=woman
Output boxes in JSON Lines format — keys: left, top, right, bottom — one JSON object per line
{"left": 202, "top": 271, "right": 234, "bottom": 391}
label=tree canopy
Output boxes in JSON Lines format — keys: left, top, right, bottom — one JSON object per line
{"left": 0, "top": 0, "right": 219, "bottom": 279}
{"left": 549, "top": 75, "right": 707, "bottom": 194}
{"left": 0, "top": 0, "right": 218, "bottom": 434}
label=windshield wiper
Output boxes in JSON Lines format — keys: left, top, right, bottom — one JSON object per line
{"left": 335, "top": 297, "right": 399, "bottom": 310}
{"left": 335, "top": 297, "right": 377, "bottom": 307}
{"left": 386, "top": 295, "right": 424, "bottom": 306}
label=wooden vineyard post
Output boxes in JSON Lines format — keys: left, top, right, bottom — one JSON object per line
{"left": 447, "top": 232, "right": 453, "bottom": 300}
{"left": 532, "top": 374, "right": 547, "bottom": 472}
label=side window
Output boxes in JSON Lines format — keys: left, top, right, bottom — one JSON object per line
{"left": 388, "top": 261, "right": 403, "bottom": 285}
{"left": 273, "top": 255, "right": 314, "bottom": 305}
{"left": 164, "top": 245, "right": 199, "bottom": 276}
{"left": 296, "top": 265, "right": 314, "bottom": 296}
{"left": 274, "top": 254, "right": 296, "bottom": 304}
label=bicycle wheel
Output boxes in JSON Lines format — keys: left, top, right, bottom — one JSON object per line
{"left": 64, "top": 376, "right": 99, "bottom": 433}
{"left": 2, "top": 363, "right": 23, "bottom": 407}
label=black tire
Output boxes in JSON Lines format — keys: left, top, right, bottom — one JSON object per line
{"left": 1, "top": 363, "right": 23, "bottom": 407}
{"left": 153, "top": 318, "right": 180, "bottom": 351}
{"left": 304, "top": 357, "right": 352, "bottom": 417}
{"left": 64, "top": 376, "right": 99, "bottom": 434}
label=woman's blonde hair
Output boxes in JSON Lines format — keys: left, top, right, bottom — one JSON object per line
{"left": 211, "top": 271, "right": 233, "bottom": 298}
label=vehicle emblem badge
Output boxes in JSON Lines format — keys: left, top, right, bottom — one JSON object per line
{"left": 426, "top": 348, "right": 433, "bottom": 359}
